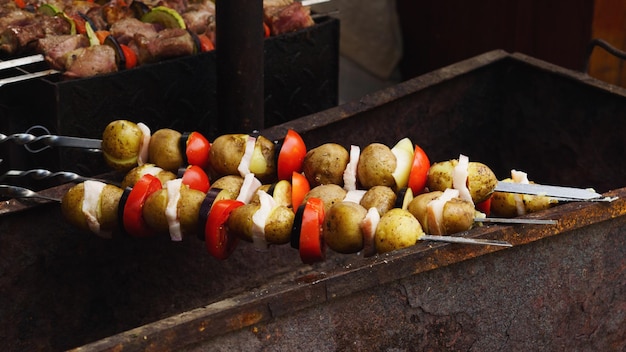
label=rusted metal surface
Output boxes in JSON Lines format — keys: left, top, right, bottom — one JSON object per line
{"left": 2, "top": 50, "right": 626, "bottom": 351}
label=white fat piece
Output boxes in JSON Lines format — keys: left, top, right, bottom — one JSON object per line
{"left": 236, "top": 173, "right": 262, "bottom": 204}
{"left": 511, "top": 169, "right": 529, "bottom": 216}
{"left": 452, "top": 154, "right": 473, "bottom": 206}
{"left": 360, "top": 207, "right": 380, "bottom": 257}
{"left": 343, "top": 189, "right": 366, "bottom": 204}
{"left": 165, "top": 179, "right": 183, "bottom": 241}
{"left": 426, "top": 188, "right": 459, "bottom": 235}
{"left": 137, "top": 122, "right": 151, "bottom": 166}
{"left": 343, "top": 145, "right": 360, "bottom": 191}
{"left": 139, "top": 164, "right": 164, "bottom": 177}
{"left": 237, "top": 135, "right": 256, "bottom": 177}
{"left": 82, "top": 180, "right": 109, "bottom": 238}
{"left": 251, "top": 190, "right": 276, "bottom": 250}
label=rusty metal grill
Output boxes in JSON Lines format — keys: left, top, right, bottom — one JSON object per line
{"left": 1, "top": 50, "right": 626, "bottom": 351}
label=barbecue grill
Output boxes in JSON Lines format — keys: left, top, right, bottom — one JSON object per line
{"left": 1, "top": 50, "right": 625, "bottom": 351}
{"left": 0, "top": 15, "right": 339, "bottom": 177}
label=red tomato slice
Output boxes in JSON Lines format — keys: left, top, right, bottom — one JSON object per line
{"left": 197, "top": 34, "right": 215, "bottom": 52}
{"left": 299, "top": 197, "right": 325, "bottom": 264}
{"left": 263, "top": 22, "right": 270, "bottom": 37}
{"left": 291, "top": 171, "right": 310, "bottom": 210}
{"left": 408, "top": 144, "right": 430, "bottom": 195}
{"left": 14, "top": 0, "right": 26, "bottom": 9}
{"left": 185, "top": 131, "right": 211, "bottom": 170}
{"left": 277, "top": 129, "right": 306, "bottom": 181}
{"left": 120, "top": 44, "right": 137, "bottom": 70}
{"left": 70, "top": 14, "right": 87, "bottom": 34}
{"left": 205, "top": 199, "right": 244, "bottom": 260}
{"left": 182, "top": 165, "right": 210, "bottom": 193}
{"left": 123, "top": 174, "right": 162, "bottom": 237}
{"left": 475, "top": 195, "right": 492, "bottom": 216}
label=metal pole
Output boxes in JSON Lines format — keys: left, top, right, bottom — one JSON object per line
{"left": 215, "top": 0, "right": 265, "bottom": 134}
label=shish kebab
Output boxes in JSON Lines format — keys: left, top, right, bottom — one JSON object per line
{"left": 0, "top": 0, "right": 333, "bottom": 86}
{"left": 0, "top": 119, "right": 612, "bottom": 260}
{"left": 0, "top": 125, "right": 615, "bottom": 203}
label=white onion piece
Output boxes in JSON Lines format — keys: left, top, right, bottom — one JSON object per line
{"left": 511, "top": 169, "right": 529, "bottom": 184}
{"left": 343, "top": 145, "right": 360, "bottom": 191}
{"left": 237, "top": 135, "right": 256, "bottom": 177}
{"left": 251, "top": 190, "right": 276, "bottom": 250}
{"left": 236, "top": 173, "right": 262, "bottom": 204}
{"left": 511, "top": 169, "right": 529, "bottom": 216}
{"left": 426, "top": 188, "right": 459, "bottom": 235}
{"left": 137, "top": 122, "right": 151, "bottom": 166}
{"left": 343, "top": 189, "right": 366, "bottom": 204}
{"left": 139, "top": 164, "right": 164, "bottom": 178}
{"left": 165, "top": 179, "right": 183, "bottom": 241}
{"left": 360, "top": 207, "right": 380, "bottom": 257}
{"left": 82, "top": 180, "right": 108, "bottom": 238}
{"left": 452, "top": 154, "right": 473, "bottom": 205}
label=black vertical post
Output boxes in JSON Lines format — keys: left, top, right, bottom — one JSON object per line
{"left": 215, "top": 0, "right": 265, "bottom": 134}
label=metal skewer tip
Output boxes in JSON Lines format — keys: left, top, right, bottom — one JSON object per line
{"left": 475, "top": 217, "right": 558, "bottom": 225}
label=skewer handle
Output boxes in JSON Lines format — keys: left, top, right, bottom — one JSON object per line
{"left": 0, "top": 126, "right": 101, "bottom": 153}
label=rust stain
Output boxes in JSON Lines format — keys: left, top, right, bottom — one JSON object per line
{"left": 227, "top": 311, "right": 264, "bottom": 330}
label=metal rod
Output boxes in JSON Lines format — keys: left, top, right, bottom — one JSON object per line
{"left": 421, "top": 235, "right": 513, "bottom": 247}
{"left": 0, "top": 54, "right": 46, "bottom": 71}
{"left": 476, "top": 217, "right": 558, "bottom": 225}
{"left": 0, "top": 69, "right": 59, "bottom": 87}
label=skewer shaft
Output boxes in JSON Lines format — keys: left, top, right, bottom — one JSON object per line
{"left": 0, "top": 54, "right": 45, "bottom": 71}
{"left": 421, "top": 235, "right": 512, "bottom": 247}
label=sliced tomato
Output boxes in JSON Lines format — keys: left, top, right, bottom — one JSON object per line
{"left": 408, "top": 144, "right": 430, "bottom": 195}
{"left": 197, "top": 34, "right": 215, "bottom": 52}
{"left": 277, "top": 129, "right": 306, "bottom": 181}
{"left": 14, "top": 0, "right": 26, "bottom": 9}
{"left": 291, "top": 171, "right": 309, "bottom": 210}
{"left": 120, "top": 44, "right": 137, "bottom": 69}
{"left": 299, "top": 197, "right": 325, "bottom": 264}
{"left": 70, "top": 14, "right": 87, "bottom": 34}
{"left": 184, "top": 131, "right": 211, "bottom": 169}
{"left": 475, "top": 195, "right": 492, "bottom": 216}
{"left": 205, "top": 199, "right": 244, "bottom": 260}
{"left": 123, "top": 173, "right": 162, "bottom": 237}
{"left": 263, "top": 22, "right": 270, "bottom": 37}
{"left": 182, "top": 165, "right": 210, "bottom": 192}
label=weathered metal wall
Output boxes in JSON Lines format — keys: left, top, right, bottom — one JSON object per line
{"left": 184, "top": 213, "right": 626, "bottom": 351}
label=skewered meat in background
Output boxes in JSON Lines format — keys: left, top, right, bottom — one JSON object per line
{"left": 1, "top": 0, "right": 317, "bottom": 79}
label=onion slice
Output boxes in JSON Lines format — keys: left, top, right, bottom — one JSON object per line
{"left": 137, "top": 122, "right": 151, "bottom": 166}
{"left": 452, "top": 154, "right": 473, "bottom": 205}
{"left": 511, "top": 169, "right": 529, "bottom": 216}
{"left": 426, "top": 188, "right": 459, "bottom": 235}
{"left": 361, "top": 207, "right": 380, "bottom": 257}
{"left": 237, "top": 135, "right": 256, "bottom": 177}
{"left": 343, "top": 189, "right": 366, "bottom": 204}
{"left": 165, "top": 179, "right": 183, "bottom": 241}
{"left": 82, "top": 180, "right": 108, "bottom": 238}
{"left": 343, "top": 145, "right": 360, "bottom": 191}
{"left": 236, "top": 173, "right": 262, "bottom": 204}
{"left": 251, "top": 190, "right": 276, "bottom": 250}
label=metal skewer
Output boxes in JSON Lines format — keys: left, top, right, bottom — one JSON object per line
{"left": 0, "top": 185, "right": 61, "bottom": 202}
{"left": 0, "top": 169, "right": 113, "bottom": 185}
{"left": 475, "top": 217, "right": 557, "bottom": 225}
{"left": 0, "top": 54, "right": 46, "bottom": 71}
{"left": 0, "top": 125, "right": 101, "bottom": 152}
{"left": 421, "top": 235, "right": 512, "bottom": 247}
